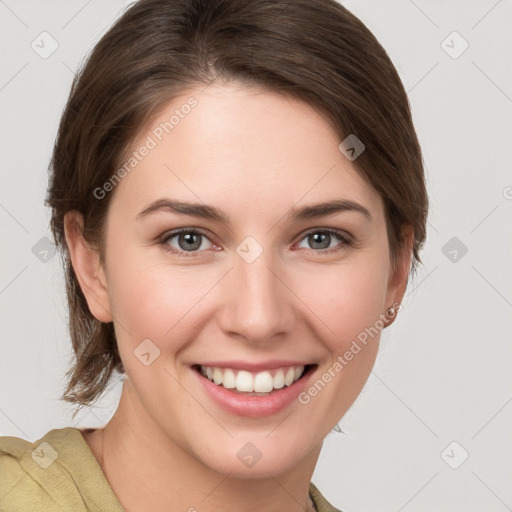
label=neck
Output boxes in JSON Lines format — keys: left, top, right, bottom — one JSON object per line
{"left": 96, "top": 380, "right": 321, "bottom": 512}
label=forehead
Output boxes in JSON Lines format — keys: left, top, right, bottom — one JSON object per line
{"left": 110, "top": 83, "right": 383, "bottom": 221}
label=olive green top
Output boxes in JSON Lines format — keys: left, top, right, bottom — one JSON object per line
{"left": 0, "top": 427, "right": 341, "bottom": 511}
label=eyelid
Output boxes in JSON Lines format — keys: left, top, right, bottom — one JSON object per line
{"left": 293, "top": 227, "right": 353, "bottom": 253}
{"left": 160, "top": 226, "right": 212, "bottom": 241}
{"left": 160, "top": 227, "right": 219, "bottom": 256}
{"left": 160, "top": 226, "right": 354, "bottom": 256}
{"left": 297, "top": 227, "right": 353, "bottom": 243}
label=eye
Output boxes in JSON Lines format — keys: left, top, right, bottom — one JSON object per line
{"left": 159, "top": 227, "right": 353, "bottom": 257}
{"left": 295, "top": 229, "right": 352, "bottom": 254}
{"left": 160, "top": 228, "right": 217, "bottom": 256}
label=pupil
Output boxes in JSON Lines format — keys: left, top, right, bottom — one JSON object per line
{"left": 311, "top": 232, "right": 329, "bottom": 249}
{"left": 180, "top": 233, "right": 201, "bottom": 251}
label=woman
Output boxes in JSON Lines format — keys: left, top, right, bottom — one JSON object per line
{"left": 0, "top": 0, "right": 428, "bottom": 510}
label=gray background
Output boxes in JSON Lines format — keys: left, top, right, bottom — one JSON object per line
{"left": 1, "top": 1, "right": 511, "bottom": 510}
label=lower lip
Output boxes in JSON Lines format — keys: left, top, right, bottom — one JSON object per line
{"left": 192, "top": 365, "right": 317, "bottom": 418}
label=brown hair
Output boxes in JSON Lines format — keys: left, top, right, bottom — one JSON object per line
{"left": 45, "top": 0, "right": 428, "bottom": 415}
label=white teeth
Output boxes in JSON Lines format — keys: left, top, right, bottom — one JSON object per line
{"left": 235, "top": 370, "right": 254, "bottom": 392}
{"left": 223, "top": 368, "right": 236, "bottom": 389}
{"left": 284, "top": 367, "right": 295, "bottom": 386}
{"left": 273, "top": 369, "right": 285, "bottom": 389}
{"left": 254, "top": 371, "right": 274, "bottom": 393}
{"left": 213, "top": 368, "right": 223, "bottom": 385}
{"left": 199, "top": 364, "right": 306, "bottom": 393}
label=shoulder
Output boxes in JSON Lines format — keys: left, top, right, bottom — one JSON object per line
{"left": 0, "top": 427, "right": 105, "bottom": 512}
{"left": 309, "top": 481, "right": 343, "bottom": 512}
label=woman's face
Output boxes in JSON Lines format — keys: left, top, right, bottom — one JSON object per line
{"left": 79, "top": 83, "right": 410, "bottom": 477}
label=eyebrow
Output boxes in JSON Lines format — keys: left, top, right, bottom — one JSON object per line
{"left": 136, "top": 198, "right": 372, "bottom": 224}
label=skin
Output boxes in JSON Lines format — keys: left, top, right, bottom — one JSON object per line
{"left": 65, "top": 82, "right": 413, "bottom": 512}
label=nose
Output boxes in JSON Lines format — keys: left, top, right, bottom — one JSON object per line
{"left": 217, "top": 245, "right": 296, "bottom": 347}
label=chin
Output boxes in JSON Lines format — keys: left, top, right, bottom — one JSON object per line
{"left": 194, "top": 434, "right": 313, "bottom": 479}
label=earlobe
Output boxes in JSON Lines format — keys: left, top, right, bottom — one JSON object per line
{"left": 384, "top": 224, "right": 414, "bottom": 327}
{"left": 64, "top": 210, "right": 113, "bottom": 323}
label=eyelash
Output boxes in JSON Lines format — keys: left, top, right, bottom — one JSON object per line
{"left": 159, "top": 227, "right": 353, "bottom": 257}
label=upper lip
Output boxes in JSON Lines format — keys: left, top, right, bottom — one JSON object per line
{"left": 194, "top": 360, "right": 316, "bottom": 372}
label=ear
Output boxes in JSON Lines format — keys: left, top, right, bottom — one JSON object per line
{"left": 64, "top": 210, "right": 113, "bottom": 323}
{"left": 384, "top": 224, "right": 414, "bottom": 327}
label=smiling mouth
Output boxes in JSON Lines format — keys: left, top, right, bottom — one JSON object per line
{"left": 192, "top": 364, "right": 318, "bottom": 396}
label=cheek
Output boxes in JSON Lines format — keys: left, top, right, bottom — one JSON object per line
{"left": 294, "top": 259, "right": 388, "bottom": 350}
{"left": 107, "top": 233, "right": 389, "bottom": 357}
{"left": 107, "top": 250, "right": 218, "bottom": 344}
